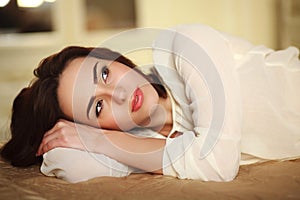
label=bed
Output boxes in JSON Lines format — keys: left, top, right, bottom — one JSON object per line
{"left": 1, "top": 142, "right": 299, "bottom": 199}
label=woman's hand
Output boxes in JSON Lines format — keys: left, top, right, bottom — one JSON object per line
{"left": 36, "top": 119, "right": 102, "bottom": 156}
{"left": 37, "top": 119, "right": 166, "bottom": 173}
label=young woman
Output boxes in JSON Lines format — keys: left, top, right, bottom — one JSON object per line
{"left": 1, "top": 24, "right": 300, "bottom": 183}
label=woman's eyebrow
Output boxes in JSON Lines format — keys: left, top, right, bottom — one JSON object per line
{"left": 93, "top": 61, "right": 99, "bottom": 84}
{"left": 86, "top": 96, "right": 96, "bottom": 119}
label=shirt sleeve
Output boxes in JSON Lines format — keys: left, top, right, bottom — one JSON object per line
{"left": 154, "top": 24, "right": 243, "bottom": 181}
{"left": 40, "top": 148, "right": 137, "bottom": 183}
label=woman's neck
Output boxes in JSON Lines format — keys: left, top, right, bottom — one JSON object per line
{"left": 145, "top": 96, "right": 173, "bottom": 137}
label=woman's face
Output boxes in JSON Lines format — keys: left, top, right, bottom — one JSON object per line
{"left": 57, "top": 56, "right": 160, "bottom": 131}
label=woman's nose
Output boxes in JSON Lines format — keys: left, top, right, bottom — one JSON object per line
{"left": 112, "top": 86, "right": 127, "bottom": 104}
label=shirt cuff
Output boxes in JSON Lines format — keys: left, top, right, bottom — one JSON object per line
{"left": 162, "top": 131, "right": 196, "bottom": 178}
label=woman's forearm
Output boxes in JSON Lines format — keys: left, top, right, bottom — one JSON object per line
{"left": 38, "top": 120, "right": 165, "bottom": 173}
{"left": 90, "top": 130, "right": 166, "bottom": 173}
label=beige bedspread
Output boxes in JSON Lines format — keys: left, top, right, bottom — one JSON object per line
{"left": 1, "top": 150, "right": 300, "bottom": 200}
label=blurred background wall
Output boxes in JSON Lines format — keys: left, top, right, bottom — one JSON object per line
{"left": 0, "top": 0, "right": 299, "bottom": 141}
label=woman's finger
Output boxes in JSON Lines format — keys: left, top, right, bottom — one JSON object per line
{"left": 36, "top": 123, "right": 84, "bottom": 156}
{"left": 37, "top": 126, "right": 65, "bottom": 156}
{"left": 37, "top": 133, "right": 63, "bottom": 156}
{"left": 41, "top": 136, "right": 65, "bottom": 155}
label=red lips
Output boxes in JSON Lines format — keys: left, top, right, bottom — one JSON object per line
{"left": 131, "top": 87, "right": 144, "bottom": 112}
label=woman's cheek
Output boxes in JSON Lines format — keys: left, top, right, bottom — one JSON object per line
{"left": 98, "top": 117, "right": 120, "bottom": 130}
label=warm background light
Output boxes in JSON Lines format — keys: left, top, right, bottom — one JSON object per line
{"left": 0, "top": 0, "right": 10, "bottom": 7}
{"left": 17, "top": 0, "right": 43, "bottom": 7}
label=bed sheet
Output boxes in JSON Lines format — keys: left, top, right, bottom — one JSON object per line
{"left": 1, "top": 144, "right": 299, "bottom": 200}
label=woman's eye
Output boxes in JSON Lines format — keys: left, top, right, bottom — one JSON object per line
{"left": 101, "top": 66, "right": 109, "bottom": 82}
{"left": 95, "top": 100, "right": 103, "bottom": 117}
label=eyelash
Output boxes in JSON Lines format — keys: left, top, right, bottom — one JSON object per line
{"left": 95, "top": 66, "right": 109, "bottom": 117}
{"left": 101, "top": 66, "right": 109, "bottom": 83}
{"left": 95, "top": 100, "right": 103, "bottom": 117}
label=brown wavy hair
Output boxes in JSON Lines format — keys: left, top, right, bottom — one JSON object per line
{"left": 0, "top": 46, "right": 166, "bottom": 167}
